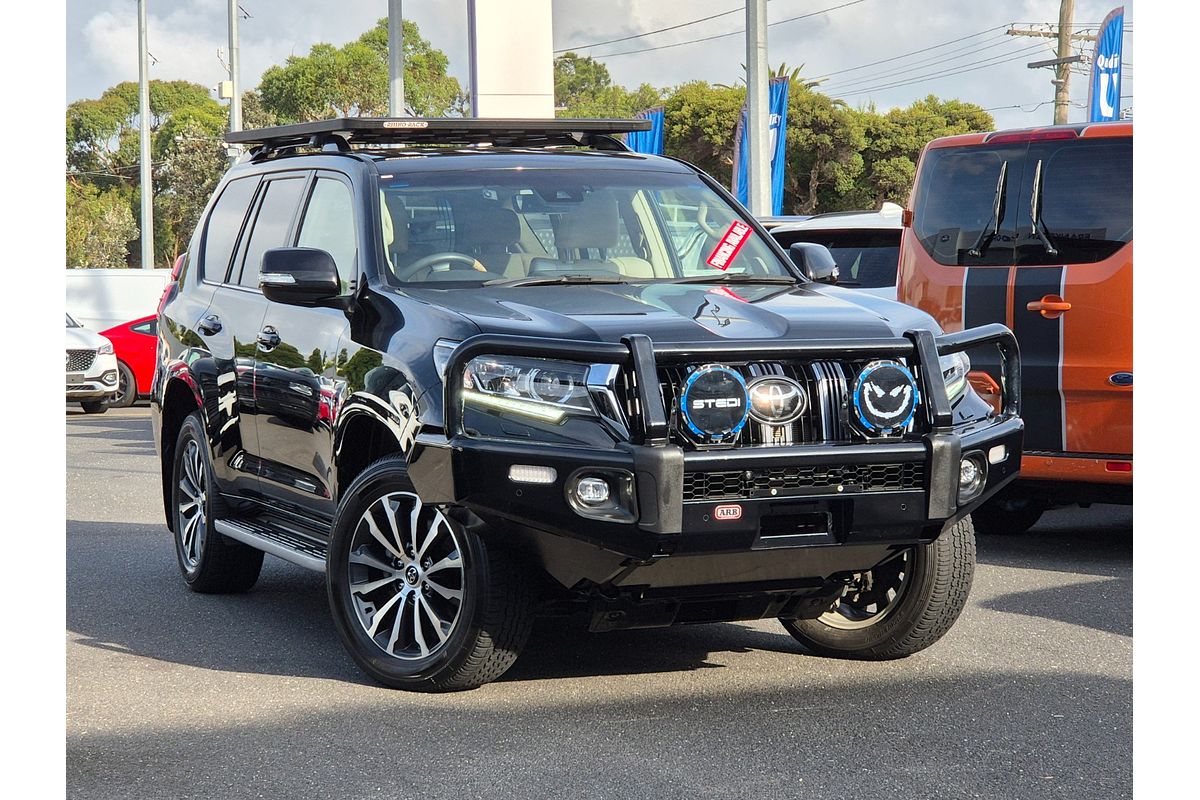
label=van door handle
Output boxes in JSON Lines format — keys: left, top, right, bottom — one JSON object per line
{"left": 257, "top": 326, "right": 281, "bottom": 351}
{"left": 198, "top": 315, "right": 222, "bottom": 335}
{"left": 1026, "top": 294, "right": 1072, "bottom": 319}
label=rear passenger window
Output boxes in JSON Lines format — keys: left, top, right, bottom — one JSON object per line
{"left": 237, "top": 177, "right": 306, "bottom": 288}
{"left": 131, "top": 320, "right": 157, "bottom": 336}
{"left": 297, "top": 178, "right": 357, "bottom": 291}
{"left": 202, "top": 177, "right": 259, "bottom": 281}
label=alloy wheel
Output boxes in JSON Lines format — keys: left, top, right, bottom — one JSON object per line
{"left": 176, "top": 438, "right": 208, "bottom": 569}
{"left": 347, "top": 492, "right": 465, "bottom": 660}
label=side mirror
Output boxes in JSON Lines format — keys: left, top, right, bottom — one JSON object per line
{"left": 260, "top": 248, "right": 341, "bottom": 306}
{"left": 788, "top": 242, "right": 839, "bottom": 285}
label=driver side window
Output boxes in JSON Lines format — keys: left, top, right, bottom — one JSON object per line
{"left": 297, "top": 177, "right": 357, "bottom": 292}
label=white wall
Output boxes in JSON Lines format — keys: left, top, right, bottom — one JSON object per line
{"left": 467, "top": 0, "right": 554, "bottom": 118}
{"left": 66, "top": 269, "right": 170, "bottom": 331}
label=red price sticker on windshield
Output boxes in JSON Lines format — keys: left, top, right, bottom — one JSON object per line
{"left": 705, "top": 220, "right": 752, "bottom": 270}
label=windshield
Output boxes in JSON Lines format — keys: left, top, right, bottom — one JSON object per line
{"left": 66, "top": 313, "right": 80, "bottom": 328}
{"left": 376, "top": 167, "right": 795, "bottom": 284}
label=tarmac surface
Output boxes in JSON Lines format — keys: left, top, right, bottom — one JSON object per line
{"left": 66, "top": 406, "right": 1132, "bottom": 799}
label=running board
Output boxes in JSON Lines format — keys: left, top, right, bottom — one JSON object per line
{"left": 214, "top": 518, "right": 328, "bottom": 573}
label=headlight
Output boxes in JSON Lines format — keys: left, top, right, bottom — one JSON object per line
{"left": 939, "top": 351, "right": 970, "bottom": 402}
{"left": 462, "top": 356, "right": 594, "bottom": 423}
{"left": 96, "top": 342, "right": 114, "bottom": 355}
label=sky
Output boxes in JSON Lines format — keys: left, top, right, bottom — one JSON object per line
{"left": 65, "top": 0, "right": 1133, "bottom": 129}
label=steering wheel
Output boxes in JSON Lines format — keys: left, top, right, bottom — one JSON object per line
{"left": 394, "top": 252, "right": 485, "bottom": 282}
{"left": 696, "top": 202, "right": 726, "bottom": 238}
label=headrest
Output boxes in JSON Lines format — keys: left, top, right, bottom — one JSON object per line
{"left": 556, "top": 192, "right": 620, "bottom": 250}
{"left": 456, "top": 204, "right": 520, "bottom": 247}
{"left": 382, "top": 192, "right": 408, "bottom": 254}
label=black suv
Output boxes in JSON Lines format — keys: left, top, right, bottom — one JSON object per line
{"left": 152, "top": 118, "right": 1023, "bottom": 691}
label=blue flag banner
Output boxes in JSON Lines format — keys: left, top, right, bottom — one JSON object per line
{"left": 731, "top": 77, "right": 790, "bottom": 215}
{"left": 1087, "top": 7, "right": 1124, "bottom": 122}
{"left": 626, "top": 106, "right": 665, "bottom": 155}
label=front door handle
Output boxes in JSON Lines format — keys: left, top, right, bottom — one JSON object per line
{"left": 257, "top": 326, "right": 281, "bottom": 351}
{"left": 198, "top": 314, "right": 222, "bottom": 335}
{"left": 1026, "top": 294, "right": 1072, "bottom": 319}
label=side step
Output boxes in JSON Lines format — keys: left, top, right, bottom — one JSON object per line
{"left": 214, "top": 518, "right": 328, "bottom": 573}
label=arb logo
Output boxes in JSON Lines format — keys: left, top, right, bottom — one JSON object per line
{"left": 714, "top": 504, "right": 742, "bottom": 521}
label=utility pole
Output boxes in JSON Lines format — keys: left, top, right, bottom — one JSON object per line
{"left": 1008, "top": 0, "right": 1095, "bottom": 124}
{"left": 137, "top": 0, "right": 154, "bottom": 269}
{"left": 388, "top": 0, "right": 405, "bottom": 116}
{"left": 228, "top": 1, "right": 242, "bottom": 133}
{"left": 745, "top": 0, "right": 770, "bottom": 216}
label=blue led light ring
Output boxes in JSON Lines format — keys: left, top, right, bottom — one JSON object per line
{"left": 851, "top": 361, "right": 920, "bottom": 434}
{"left": 680, "top": 365, "right": 750, "bottom": 440}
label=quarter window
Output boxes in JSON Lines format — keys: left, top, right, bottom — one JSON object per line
{"left": 202, "top": 177, "right": 259, "bottom": 282}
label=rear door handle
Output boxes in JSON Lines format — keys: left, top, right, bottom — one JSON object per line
{"left": 198, "top": 314, "right": 222, "bottom": 335}
{"left": 1026, "top": 294, "right": 1072, "bottom": 319}
{"left": 257, "top": 326, "right": 281, "bottom": 351}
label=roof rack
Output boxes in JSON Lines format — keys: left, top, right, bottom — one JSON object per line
{"left": 226, "top": 117, "right": 653, "bottom": 160}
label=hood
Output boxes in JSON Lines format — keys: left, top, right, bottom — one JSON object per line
{"left": 403, "top": 281, "right": 940, "bottom": 345}
{"left": 66, "top": 326, "right": 110, "bottom": 350}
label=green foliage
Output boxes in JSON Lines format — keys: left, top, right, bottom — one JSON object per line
{"left": 554, "top": 53, "right": 664, "bottom": 118}
{"left": 662, "top": 81, "right": 745, "bottom": 186}
{"left": 259, "top": 19, "right": 463, "bottom": 122}
{"left": 156, "top": 120, "right": 228, "bottom": 262}
{"left": 66, "top": 182, "right": 139, "bottom": 268}
{"left": 783, "top": 88, "right": 865, "bottom": 214}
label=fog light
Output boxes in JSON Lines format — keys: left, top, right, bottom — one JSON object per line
{"left": 508, "top": 464, "right": 557, "bottom": 485}
{"left": 958, "top": 453, "right": 987, "bottom": 504}
{"left": 101, "top": 370, "right": 118, "bottom": 385}
{"left": 575, "top": 476, "right": 610, "bottom": 505}
{"left": 987, "top": 444, "right": 1007, "bottom": 464}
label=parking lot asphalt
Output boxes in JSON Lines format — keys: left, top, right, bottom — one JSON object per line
{"left": 66, "top": 407, "right": 1132, "bottom": 799}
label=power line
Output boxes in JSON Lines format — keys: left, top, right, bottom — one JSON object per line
{"left": 820, "top": 32, "right": 1017, "bottom": 93}
{"left": 554, "top": 3, "right": 751, "bottom": 54}
{"left": 587, "top": 0, "right": 872, "bottom": 59}
{"left": 812, "top": 24, "right": 1007, "bottom": 81}
{"left": 829, "top": 42, "right": 1049, "bottom": 98}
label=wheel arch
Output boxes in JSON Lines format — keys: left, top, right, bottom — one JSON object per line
{"left": 333, "top": 401, "right": 415, "bottom": 503}
{"left": 159, "top": 373, "right": 206, "bottom": 530}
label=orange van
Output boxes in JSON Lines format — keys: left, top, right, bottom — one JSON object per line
{"left": 898, "top": 122, "right": 1132, "bottom": 533}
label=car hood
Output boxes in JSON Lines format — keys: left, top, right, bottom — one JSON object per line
{"left": 404, "top": 281, "right": 940, "bottom": 345}
{"left": 66, "top": 326, "right": 110, "bottom": 350}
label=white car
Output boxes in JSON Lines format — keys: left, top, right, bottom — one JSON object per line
{"left": 767, "top": 202, "right": 903, "bottom": 300}
{"left": 66, "top": 313, "right": 119, "bottom": 413}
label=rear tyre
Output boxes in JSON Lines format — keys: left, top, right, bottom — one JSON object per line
{"left": 781, "top": 517, "right": 976, "bottom": 660}
{"left": 970, "top": 495, "right": 1047, "bottom": 535}
{"left": 80, "top": 400, "right": 108, "bottom": 414}
{"left": 106, "top": 361, "right": 138, "bottom": 408}
{"left": 326, "top": 456, "right": 535, "bottom": 692}
{"left": 170, "top": 411, "right": 263, "bottom": 593}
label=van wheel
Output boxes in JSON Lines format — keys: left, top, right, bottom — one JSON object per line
{"left": 971, "top": 495, "right": 1047, "bottom": 535}
{"left": 781, "top": 517, "right": 975, "bottom": 659}
{"left": 326, "top": 456, "right": 535, "bottom": 692}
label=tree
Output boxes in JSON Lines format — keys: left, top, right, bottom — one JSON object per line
{"left": 260, "top": 19, "right": 464, "bottom": 122}
{"left": 783, "top": 87, "right": 865, "bottom": 214}
{"left": 662, "top": 81, "right": 745, "bottom": 186}
{"left": 66, "top": 182, "right": 139, "bottom": 268}
{"left": 156, "top": 120, "right": 228, "bottom": 262}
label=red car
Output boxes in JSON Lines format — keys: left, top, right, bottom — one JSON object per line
{"left": 98, "top": 315, "right": 158, "bottom": 408}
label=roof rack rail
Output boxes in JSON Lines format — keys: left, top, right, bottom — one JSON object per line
{"left": 226, "top": 117, "right": 653, "bottom": 160}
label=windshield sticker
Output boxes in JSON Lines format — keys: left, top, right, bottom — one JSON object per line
{"left": 705, "top": 221, "right": 752, "bottom": 270}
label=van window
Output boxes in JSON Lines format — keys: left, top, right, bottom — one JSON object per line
{"left": 1021, "top": 139, "right": 1132, "bottom": 265}
{"left": 237, "top": 177, "right": 306, "bottom": 288}
{"left": 202, "top": 177, "right": 259, "bottom": 281}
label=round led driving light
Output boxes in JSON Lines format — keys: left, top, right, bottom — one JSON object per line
{"left": 575, "top": 476, "right": 610, "bottom": 506}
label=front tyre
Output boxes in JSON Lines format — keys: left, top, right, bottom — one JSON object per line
{"left": 781, "top": 517, "right": 976, "bottom": 660}
{"left": 326, "top": 456, "right": 535, "bottom": 692}
{"left": 106, "top": 361, "right": 138, "bottom": 408}
{"left": 80, "top": 400, "right": 108, "bottom": 414}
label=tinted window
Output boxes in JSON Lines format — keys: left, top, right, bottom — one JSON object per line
{"left": 912, "top": 144, "right": 1026, "bottom": 267}
{"left": 131, "top": 320, "right": 157, "bottom": 336}
{"left": 297, "top": 178, "right": 357, "bottom": 291}
{"left": 237, "top": 177, "right": 306, "bottom": 288}
{"left": 203, "top": 177, "right": 260, "bottom": 281}
{"left": 776, "top": 229, "right": 899, "bottom": 288}
{"left": 1021, "top": 139, "right": 1132, "bottom": 265}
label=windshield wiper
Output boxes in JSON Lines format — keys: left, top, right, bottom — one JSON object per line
{"left": 1029, "top": 159, "right": 1059, "bottom": 256}
{"left": 666, "top": 273, "right": 797, "bottom": 285}
{"left": 967, "top": 160, "right": 1008, "bottom": 259}
{"left": 484, "top": 274, "right": 628, "bottom": 288}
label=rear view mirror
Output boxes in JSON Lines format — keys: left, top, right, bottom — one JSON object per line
{"left": 788, "top": 243, "right": 839, "bottom": 285}
{"left": 260, "top": 248, "right": 340, "bottom": 306}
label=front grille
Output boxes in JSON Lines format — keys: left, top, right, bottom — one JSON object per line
{"left": 66, "top": 383, "right": 94, "bottom": 391}
{"left": 66, "top": 349, "right": 96, "bottom": 372}
{"left": 682, "top": 462, "right": 925, "bottom": 502}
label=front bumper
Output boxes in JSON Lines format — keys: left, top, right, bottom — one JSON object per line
{"left": 66, "top": 353, "right": 119, "bottom": 400}
{"left": 411, "top": 324, "right": 1023, "bottom": 591}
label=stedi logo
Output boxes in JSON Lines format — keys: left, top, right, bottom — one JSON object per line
{"left": 692, "top": 397, "right": 742, "bottom": 410}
